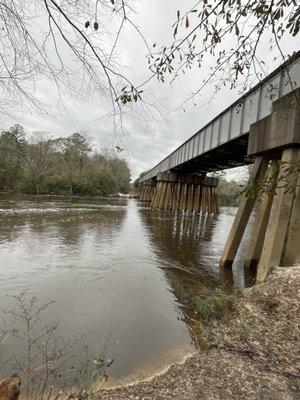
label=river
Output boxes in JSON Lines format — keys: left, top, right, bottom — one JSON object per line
{"left": 0, "top": 194, "right": 254, "bottom": 392}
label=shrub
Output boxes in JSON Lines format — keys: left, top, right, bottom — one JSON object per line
{"left": 41, "top": 176, "right": 69, "bottom": 194}
{"left": 15, "top": 176, "right": 37, "bottom": 194}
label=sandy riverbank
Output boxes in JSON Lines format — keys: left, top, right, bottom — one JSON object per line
{"left": 91, "top": 266, "right": 299, "bottom": 399}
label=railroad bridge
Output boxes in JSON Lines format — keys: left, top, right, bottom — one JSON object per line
{"left": 137, "top": 53, "right": 300, "bottom": 283}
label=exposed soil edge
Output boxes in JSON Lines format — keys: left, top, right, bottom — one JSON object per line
{"left": 92, "top": 266, "right": 300, "bottom": 400}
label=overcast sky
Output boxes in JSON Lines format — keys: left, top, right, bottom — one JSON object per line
{"left": 1, "top": 1, "right": 298, "bottom": 180}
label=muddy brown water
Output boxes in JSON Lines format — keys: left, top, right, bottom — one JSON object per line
{"left": 0, "top": 194, "right": 254, "bottom": 390}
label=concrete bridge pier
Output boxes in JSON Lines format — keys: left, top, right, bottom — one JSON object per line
{"left": 150, "top": 172, "right": 219, "bottom": 214}
{"left": 220, "top": 88, "right": 300, "bottom": 283}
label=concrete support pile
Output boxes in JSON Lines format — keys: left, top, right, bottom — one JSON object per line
{"left": 220, "top": 88, "right": 300, "bottom": 284}
{"left": 150, "top": 172, "right": 219, "bottom": 214}
{"left": 139, "top": 184, "right": 156, "bottom": 201}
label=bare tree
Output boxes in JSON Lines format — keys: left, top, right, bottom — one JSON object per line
{"left": 146, "top": 0, "right": 299, "bottom": 109}
{"left": 0, "top": 1, "right": 298, "bottom": 120}
{"left": 0, "top": 1, "right": 145, "bottom": 117}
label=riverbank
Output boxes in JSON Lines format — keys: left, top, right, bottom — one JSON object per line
{"left": 0, "top": 191, "right": 129, "bottom": 200}
{"left": 93, "top": 266, "right": 299, "bottom": 399}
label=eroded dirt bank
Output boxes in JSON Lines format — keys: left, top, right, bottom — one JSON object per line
{"left": 94, "top": 266, "right": 299, "bottom": 399}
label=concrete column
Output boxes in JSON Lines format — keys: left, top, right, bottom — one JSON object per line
{"left": 284, "top": 170, "right": 300, "bottom": 266}
{"left": 257, "top": 148, "right": 300, "bottom": 283}
{"left": 219, "top": 155, "right": 270, "bottom": 269}
{"left": 244, "top": 161, "right": 279, "bottom": 270}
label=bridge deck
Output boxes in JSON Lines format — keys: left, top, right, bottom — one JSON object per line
{"left": 139, "top": 53, "right": 300, "bottom": 183}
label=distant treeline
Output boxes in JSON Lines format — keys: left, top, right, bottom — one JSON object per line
{"left": 0, "top": 124, "right": 130, "bottom": 196}
{"left": 216, "top": 177, "right": 244, "bottom": 207}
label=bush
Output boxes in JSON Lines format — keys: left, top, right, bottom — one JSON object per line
{"left": 41, "top": 176, "right": 69, "bottom": 194}
{"left": 96, "top": 174, "right": 117, "bottom": 196}
{"left": 15, "top": 176, "right": 37, "bottom": 194}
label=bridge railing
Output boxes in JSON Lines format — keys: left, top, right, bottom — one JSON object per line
{"left": 139, "top": 52, "right": 300, "bottom": 183}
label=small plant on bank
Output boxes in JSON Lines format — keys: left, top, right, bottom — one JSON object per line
{"left": 0, "top": 292, "right": 115, "bottom": 400}
{"left": 0, "top": 292, "right": 75, "bottom": 400}
{"left": 194, "top": 287, "right": 242, "bottom": 322}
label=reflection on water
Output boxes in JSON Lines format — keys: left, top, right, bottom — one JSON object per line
{"left": 0, "top": 194, "right": 253, "bottom": 389}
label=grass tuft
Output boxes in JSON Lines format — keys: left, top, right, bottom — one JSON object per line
{"left": 194, "top": 287, "right": 242, "bottom": 321}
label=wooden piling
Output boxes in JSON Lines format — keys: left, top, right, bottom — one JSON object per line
{"left": 208, "top": 186, "right": 213, "bottom": 214}
{"left": 144, "top": 186, "right": 148, "bottom": 200}
{"left": 193, "top": 185, "right": 201, "bottom": 212}
{"left": 146, "top": 186, "right": 150, "bottom": 201}
{"left": 200, "top": 185, "right": 205, "bottom": 213}
{"left": 210, "top": 187, "right": 217, "bottom": 214}
{"left": 179, "top": 182, "right": 186, "bottom": 211}
{"left": 214, "top": 187, "right": 219, "bottom": 214}
{"left": 187, "top": 184, "right": 195, "bottom": 211}
{"left": 149, "top": 173, "right": 219, "bottom": 214}
{"left": 151, "top": 186, "right": 156, "bottom": 201}
{"left": 157, "top": 182, "right": 167, "bottom": 209}
{"left": 151, "top": 181, "right": 162, "bottom": 208}
{"left": 176, "top": 182, "right": 182, "bottom": 211}
{"left": 202, "top": 186, "right": 208, "bottom": 213}
{"left": 171, "top": 183, "right": 178, "bottom": 210}
{"left": 163, "top": 182, "right": 172, "bottom": 210}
